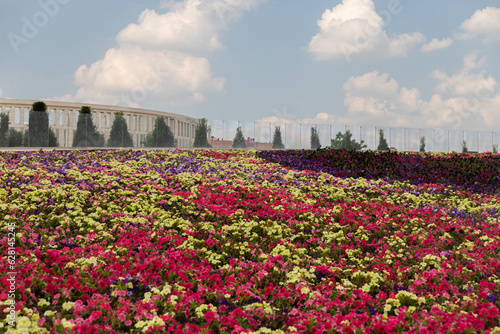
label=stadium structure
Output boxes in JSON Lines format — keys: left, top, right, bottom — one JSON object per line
{"left": 0, "top": 99, "right": 200, "bottom": 148}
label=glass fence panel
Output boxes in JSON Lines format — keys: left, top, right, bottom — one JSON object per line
{"left": 255, "top": 121, "right": 272, "bottom": 146}
{"left": 433, "top": 128, "right": 448, "bottom": 153}
{"left": 463, "top": 130, "right": 478, "bottom": 152}
{"left": 3, "top": 112, "right": 500, "bottom": 152}
{"left": 360, "top": 126, "right": 376, "bottom": 150}
{"left": 404, "top": 128, "right": 420, "bottom": 152}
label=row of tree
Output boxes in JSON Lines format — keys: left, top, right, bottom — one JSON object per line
{"left": 266, "top": 126, "right": 393, "bottom": 151}
{"left": 0, "top": 101, "right": 213, "bottom": 148}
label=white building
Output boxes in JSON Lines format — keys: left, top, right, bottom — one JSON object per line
{"left": 0, "top": 99, "right": 200, "bottom": 148}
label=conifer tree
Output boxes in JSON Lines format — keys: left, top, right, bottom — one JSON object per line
{"left": 310, "top": 127, "right": 320, "bottom": 149}
{"left": 377, "top": 129, "right": 389, "bottom": 151}
{"left": 193, "top": 118, "right": 211, "bottom": 148}
{"left": 72, "top": 106, "right": 105, "bottom": 147}
{"left": 0, "top": 112, "right": 9, "bottom": 147}
{"left": 143, "top": 117, "right": 175, "bottom": 147}
{"left": 272, "top": 126, "right": 285, "bottom": 149}
{"left": 8, "top": 129, "right": 24, "bottom": 147}
{"left": 419, "top": 136, "right": 426, "bottom": 152}
{"left": 232, "top": 126, "right": 246, "bottom": 148}
{"left": 107, "top": 112, "right": 134, "bottom": 147}
{"left": 461, "top": 140, "right": 468, "bottom": 153}
{"left": 28, "top": 101, "right": 49, "bottom": 147}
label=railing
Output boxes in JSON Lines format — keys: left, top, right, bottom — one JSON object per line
{"left": 206, "top": 120, "right": 500, "bottom": 153}
{"left": 0, "top": 112, "right": 499, "bottom": 153}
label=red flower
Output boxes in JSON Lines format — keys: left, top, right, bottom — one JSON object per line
{"left": 91, "top": 310, "right": 102, "bottom": 320}
{"left": 204, "top": 310, "right": 215, "bottom": 323}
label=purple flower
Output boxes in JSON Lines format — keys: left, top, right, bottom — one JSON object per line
{"left": 487, "top": 294, "right": 497, "bottom": 302}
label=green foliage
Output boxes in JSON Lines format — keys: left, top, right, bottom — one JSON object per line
{"left": 272, "top": 126, "right": 285, "bottom": 149}
{"left": 8, "top": 129, "right": 24, "bottom": 147}
{"left": 143, "top": 117, "right": 175, "bottom": 147}
{"left": 49, "top": 128, "right": 59, "bottom": 147}
{"left": 28, "top": 101, "right": 49, "bottom": 147}
{"left": 310, "top": 127, "right": 320, "bottom": 150}
{"left": 193, "top": 118, "right": 211, "bottom": 148}
{"left": 377, "top": 129, "right": 390, "bottom": 151}
{"left": 419, "top": 136, "right": 426, "bottom": 152}
{"left": 232, "top": 127, "right": 246, "bottom": 148}
{"left": 80, "top": 106, "right": 92, "bottom": 114}
{"left": 32, "top": 101, "right": 47, "bottom": 112}
{"left": 493, "top": 144, "right": 498, "bottom": 154}
{"left": 107, "top": 113, "right": 134, "bottom": 147}
{"left": 330, "top": 130, "right": 367, "bottom": 150}
{"left": 72, "top": 106, "right": 105, "bottom": 147}
{"left": 22, "top": 131, "right": 28, "bottom": 147}
{"left": 461, "top": 140, "right": 468, "bottom": 153}
{"left": 0, "top": 112, "right": 9, "bottom": 147}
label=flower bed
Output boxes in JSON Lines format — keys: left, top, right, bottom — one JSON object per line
{"left": 0, "top": 149, "right": 499, "bottom": 333}
{"left": 257, "top": 149, "right": 500, "bottom": 194}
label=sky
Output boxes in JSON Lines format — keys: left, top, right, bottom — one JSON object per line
{"left": 1, "top": 0, "right": 500, "bottom": 132}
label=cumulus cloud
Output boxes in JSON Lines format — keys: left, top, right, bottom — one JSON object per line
{"left": 118, "top": 0, "right": 265, "bottom": 53}
{"left": 54, "top": 0, "right": 264, "bottom": 106}
{"left": 420, "top": 38, "right": 453, "bottom": 52}
{"left": 307, "top": 0, "right": 425, "bottom": 61}
{"left": 457, "top": 6, "right": 500, "bottom": 42}
{"left": 431, "top": 52, "right": 496, "bottom": 97}
{"left": 259, "top": 53, "right": 500, "bottom": 132}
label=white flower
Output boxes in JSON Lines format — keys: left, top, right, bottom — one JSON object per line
{"left": 16, "top": 316, "right": 31, "bottom": 328}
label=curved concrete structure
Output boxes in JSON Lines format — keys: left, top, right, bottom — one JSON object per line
{"left": 0, "top": 99, "right": 200, "bottom": 148}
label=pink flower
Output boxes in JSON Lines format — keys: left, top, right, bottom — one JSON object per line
{"left": 204, "top": 310, "right": 215, "bottom": 323}
{"left": 117, "top": 312, "right": 126, "bottom": 322}
{"left": 91, "top": 310, "right": 102, "bottom": 320}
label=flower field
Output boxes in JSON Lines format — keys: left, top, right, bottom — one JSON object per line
{"left": 1, "top": 149, "right": 500, "bottom": 333}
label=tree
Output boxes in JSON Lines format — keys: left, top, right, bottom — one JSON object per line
{"left": 310, "top": 127, "right": 320, "bottom": 149}
{"left": 232, "top": 126, "right": 246, "bottom": 148}
{"left": 461, "top": 140, "right": 468, "bottom": 153}
{"left": 72, "top": 106, "right": 105, "bottom": 147}
{"left": 8, "top": 129, "right": 24, "bottom": 147}
{"left": 0, "top": 112, "right": 9, "bottom": 147}
{"left": 49, "top": 128, "right": 59, "bottom": 147}
{"left": 377, "top": 129, "right": 389, "bottom": 151}
{"left": 143, "top": 117, "right": 175, "bottom": 147}
{"left": 272, "top": 126, "right": 285, "bottom": 149}
{"left": 193, "top": 118, "right": 211, "bottom": 148}
{"left": 107, "top": 112, "right": 133, "bottom": 147}
{"left": 493, "top": 144, "right": 498, "bottom": 154}
{"left": 28, "top": 101, "right": 49, "bottom": 147}
{"left": 330, "top": 130, "right": 367, "bottom": 150}
{"left": 419, "top": 136, "right": 426, "bottom": 152}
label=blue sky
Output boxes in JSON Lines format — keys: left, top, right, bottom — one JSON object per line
{"left": 1, "top": 0, "right": 500, "bottom": 131}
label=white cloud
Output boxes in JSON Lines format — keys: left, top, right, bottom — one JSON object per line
{"left": 260, "top": 55, "right": 500, "bottom": 132}
{"left": 458, "top": 7, "right": 500, "bottom": 42}
{"left": 420, "top": 38, "right": 453, "bottom": 52}
{"left": 55, "top": 46, "right": 225, "bottom": 107}
{"left": 118, "top": 0, "right": 265, "bottom": 53}
{"left": 55, "top": 0, "right": 264, "bottom": 106}
{"left": 307, "top": 0, "right": 425, "bottom": 61}
{"left": 431, "top": 52, "right": 496, "bottom": 97}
